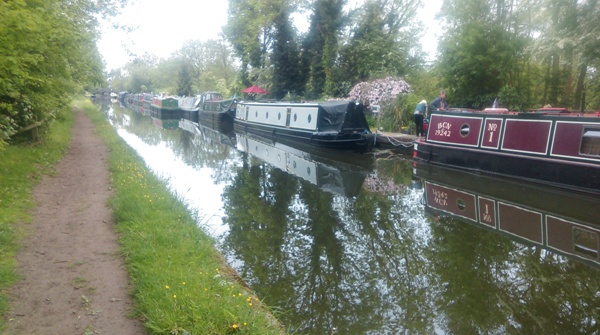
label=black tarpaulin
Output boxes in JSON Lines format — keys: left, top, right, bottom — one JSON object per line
{"left": 316, "top": 101, "right": 371, "bottom": 134}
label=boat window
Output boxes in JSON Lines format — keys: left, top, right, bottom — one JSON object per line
{"left": 266, "top": 111, "right": 269, "bottom": 119}
{"left": 294, "top": 113, "right": 297, "bottom": 122}
{"left": 456, "top": 198, "right": 466, "bottom": 211}
{"left": 573, "top": 226, "right": 598, "bottom": 259}
{"left": 255, "top": 111, "right": 258, "bottom": 118}
{"left": 460, "top": 124, "right": 470, "bottom": 137}
{"left": 306, "top": 167, "right": 311, "bottom": 176}
{"left": 308, "top": 114, "right": 312, "bottom": 123}
{"left": 580, "top": 129, "right": 600, "bottom": 156}
{"left": 278, "top": 112, "right": 281, "bottom": 120}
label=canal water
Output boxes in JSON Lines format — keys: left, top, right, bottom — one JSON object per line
{"left": 100, "top": 100, "right": 599, "bottom": 335}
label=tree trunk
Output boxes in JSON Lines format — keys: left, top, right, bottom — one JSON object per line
{"left": 573, "top": 62, "right": 587, "bottom": 111}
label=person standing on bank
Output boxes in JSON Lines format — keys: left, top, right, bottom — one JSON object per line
{"left": 429, "top": 90, "right": 448, "bottom": 111}
{"left": 414, "top": 99, "right": 427, "bottom": 137}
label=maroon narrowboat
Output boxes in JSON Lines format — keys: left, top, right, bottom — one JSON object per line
{"left": 413, "top": 108, "right": 600, "bottom": 194}
{"left": 414, "top": 162, "right": 600, "bottom": 268}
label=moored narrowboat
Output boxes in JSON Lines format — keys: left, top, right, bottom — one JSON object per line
{"left": 413, "top": 108, "right": 600, "bottom": 194}
{"left": 234, "top": 100, "right": 373, "bottom": 151}
{"left": 197, "top": 91, "right": 237, "bottom": 126}
{"left": 178, "top": 96, "right": 201, "bottom": 123}
{"left": 151, "top": 96, "right": 183, "bottom": 120}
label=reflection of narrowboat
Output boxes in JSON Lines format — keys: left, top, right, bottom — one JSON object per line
{"left": 236, "top": 131, "right": 373, "bottom": 196}
{"left": 197, "top": 91, "right": 237, "bottom": 126}
{"left": 151, "top": 97, "right": 184, "bottom": 120}
{"left": 413, "top": 108, "right": 600, "bottom": 194}
{"left": 179, "top": 118, "right": 236, "bottom": 147}
{"left": 234, "top": 100, "right": 373, "bottom": 151}
{"left": 414, "top": 162, "right": 600, "bottom": 268}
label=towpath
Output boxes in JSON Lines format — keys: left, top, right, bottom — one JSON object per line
{"left": 6, "top": 110, "right": 146, "bottom": 334}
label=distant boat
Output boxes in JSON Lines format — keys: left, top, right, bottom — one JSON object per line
{"left": 150, "top": 96, "right": 183, "bottom": 120}
{"left": 413, "top": 107, "right": 600, "bottom": 194}
{"left": 234, "top": 100, "right": 373, "bottom": 151}
{"left": 197, "top": 91, "right": 237, "bottom": 126}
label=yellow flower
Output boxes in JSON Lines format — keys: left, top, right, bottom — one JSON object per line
{"left": 165, "top": 285, "right": 170, "bottom": 289}
{"left": 173, "top": 294, "right": 176, "bottom": 298}
{"left": 249, "top": 303, "right": 253, "bottom": 307}
{"left": 232, "top": 324, "right": 238, "bottom": 329}
{"left": 182, "top": 282, "right": 186, "bottom": 285}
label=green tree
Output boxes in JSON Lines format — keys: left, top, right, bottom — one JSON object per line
{"left": 437, "top": 0, "right": 529, "bottom": 109}
{"left": 0, "top": 0, "right": 124, "bottom": 144}
{"left": 339, "top": 0, "right": 422, "bottom": 85}
{"left": 176, "top": 60, "right": 194, "bottom": 96}
{"left": 303, "top": 0, "right": 346, "bottom": 98}
{"left": 270, "top": 7, "right": 303, "bottom": 99}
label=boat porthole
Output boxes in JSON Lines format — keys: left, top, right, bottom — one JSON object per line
{"left": 460, "top": 124, "right": 470, "bottom": 137}
{"left": 306, "top": 167, "right": 311, "bottom": 175}
{"left": 265, "top": 149, "right": 269, "bottom": 156}
{"left": 308, "top": 114, "right": 312, "bottom": 123}
{"left": 255, "top": 145, "right": 258, "bottom": 152}
{"left": 456, "top": 198, "right": 466, "bottom": 211}
{"left": 277, "top": 154, "right": 281, "bottom": 162}
{"left": 278, "top": 112, "right": 281, "bottom": 120}
{"left": 294, "top": 113, "right": 297, "bottom": 122}
{"left": 266, "top": 111, "right": 269, "bottom": 119}
{"left": 255, "top": 111, "right": 258, "bottom": 118}
{"left": 292, "top": 161, "right": 297, "bottom": 169}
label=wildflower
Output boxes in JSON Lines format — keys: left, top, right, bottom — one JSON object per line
{"left": 165, "top": 285, "right": 170, "bottom": 289}
{"left": 173, "top": 294, "right": 176, "bottom": 298}
{"left": 232, "top": 324, "right": 238, "bottom": 329}
{"left": 182, "top": 282, "right": 186, "bottom": 285}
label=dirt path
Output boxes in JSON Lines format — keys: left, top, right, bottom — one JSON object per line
{"left": 6, "top": 110, "right": 146, "bottom": 335}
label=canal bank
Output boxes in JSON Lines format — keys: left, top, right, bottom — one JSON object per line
{"left": 2, "top": 100, "right": 285, "bottom": 335}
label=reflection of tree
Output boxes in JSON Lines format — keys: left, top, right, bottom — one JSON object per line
{"left": 429, "top": 218, "right": 514, "bottom": 334}
{"left": 429, "top": 216, "right": 600, "bottom": 334}
{"left": 503, "top": 248, "right": 600, "bottom": 334}
{"left": 221, "top": 158, "right": 297, "bottom": 293}
{"left": 349, "top": 189, "right": 435, "bottom": 333}
{"left": 167, "top": 130, "right": 237, "bottom": 183}
{"left": 221, "top": 154, "right": 437, "bottom": 334}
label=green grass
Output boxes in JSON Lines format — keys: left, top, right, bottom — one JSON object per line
{"left": 80, "top": 100, "right": 286, "bottom": 335}
{"left": 0, "top": 110, "right": 73, "bottom": 332}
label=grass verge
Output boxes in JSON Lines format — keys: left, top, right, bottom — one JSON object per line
{"left": 0, "top": 111, "right": 74, "bottom": 332}
{"left": 79, "top": 99, "right": 285, "bottom": 335}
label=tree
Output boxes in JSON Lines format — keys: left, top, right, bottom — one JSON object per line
{"left": 270, "top": 7, "right": 303, "bottom": 99}
{"left": 0, "top": 0, "right": 126, "bottom": 145}
{"left": 437, "top": 0, "right": 529, "bottom": 109}
{"left": 338, "top": 0, "right": 422, "bottom": 86}
{"left": 176, "top": 60, "right": 194, "bottom": 96}
{"left": 303, "top": 0, "right": 346, "bottom": 98}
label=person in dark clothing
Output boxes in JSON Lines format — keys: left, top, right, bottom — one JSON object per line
{"left": 414, "top": 99, "right": 427, "bottom": 137}
{"left": 429, "top": 90, "right": 448, "bottom": 111}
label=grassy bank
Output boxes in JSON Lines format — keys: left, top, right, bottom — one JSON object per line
{"left": 79, "top": 100, "right": 285, "bottom": 335}
{"left": 0, "top": 112, "right": 74, "bottom": 331}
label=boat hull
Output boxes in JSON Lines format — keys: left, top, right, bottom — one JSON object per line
{"left": 234, "top": 119, "right": 372, "bottom": 151}
{"left": 414, "top": 110, "right": 600, "bottom": 194}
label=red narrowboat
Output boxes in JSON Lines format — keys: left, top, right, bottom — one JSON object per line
{"left": 413, "top": 108, "right": 600, "bottom": 194}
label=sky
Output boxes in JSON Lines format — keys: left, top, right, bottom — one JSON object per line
{"left": 97, "top": 0, "right": 443, "bottom": 71}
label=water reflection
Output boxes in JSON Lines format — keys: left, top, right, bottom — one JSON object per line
{"left": 100, "top": 101, "right": 599, "bottom": 335}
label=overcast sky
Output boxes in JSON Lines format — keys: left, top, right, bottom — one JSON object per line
{"left": 97, "top": 0, "right": 443, "bottom": 71}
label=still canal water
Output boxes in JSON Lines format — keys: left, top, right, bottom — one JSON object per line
{"left": 100, "top": 100, "right": 599, "bottom": 335}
